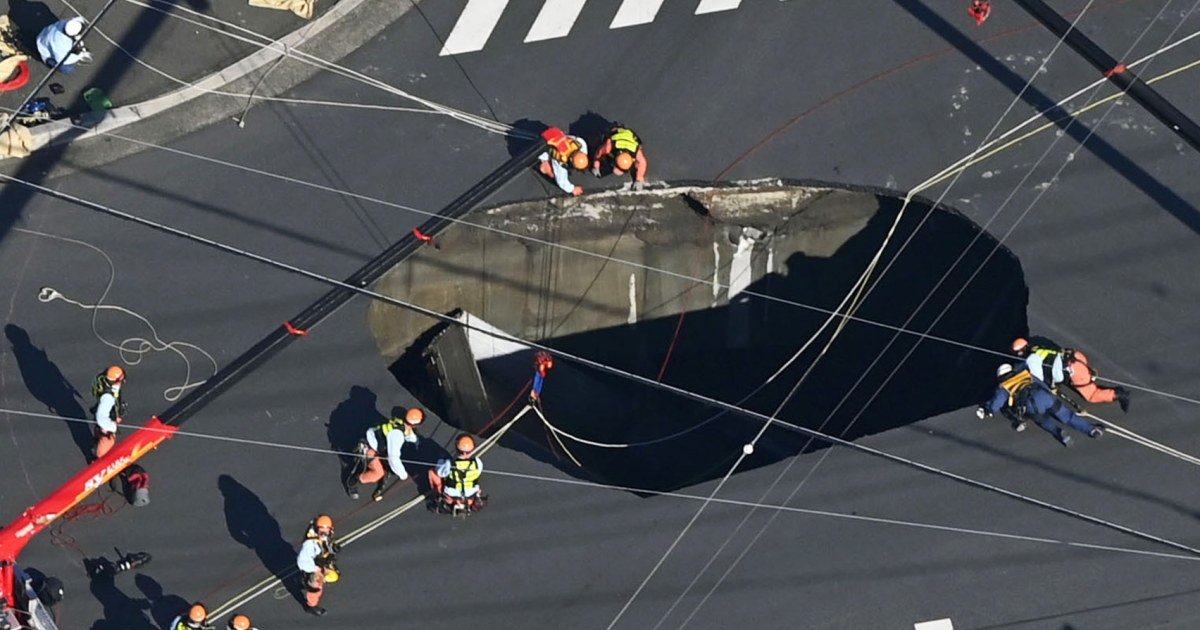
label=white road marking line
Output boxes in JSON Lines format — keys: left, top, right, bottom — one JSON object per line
{"left": 440, "top": 0, "right": 510, "bottom": 56}
{"left": 696, "top": 0, "right": 742, "bottom": 15}
{"left": 525, "top": 0, "right": 587, "bottom": 42}
{"left": 610, "top": 0, "right": 666, "bottom": 29}
{"left": 914, "top": 620, "right": 954, "bottom": 630}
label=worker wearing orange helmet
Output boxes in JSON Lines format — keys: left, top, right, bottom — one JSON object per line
{"left": 538, "top": 126, "right": 589, "bottom": 196}
{"left": 347, "top": 406, "right": 424, "bottom": 501}
{"left": 1012, "top": 337, "right": 1130, "bottom": 412}
{"left": 592, "top": 125, "right": 648, "bottom": 190}
{"left": 91, "top": 365, "right": 127, "bottom": 460}
{"left": 227, "top": 613, "right": 256, "bottom": 630}
{"left": 428, "top": 433, "right": 486, "bottom": 511}
{"left": 169, "top": 602, "right": 212, "bottom": 630}
{"left": 297, "top": 514, "right": 340, "bottom": 616}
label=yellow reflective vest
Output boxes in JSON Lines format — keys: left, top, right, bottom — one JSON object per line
{"left": 610, "top": 127, "right": 640, "bottom": 154}
{"left": 447, "top": 458, "right": 482, "bottom": 494}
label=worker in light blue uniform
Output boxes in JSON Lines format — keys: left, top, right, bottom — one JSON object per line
{"left": 36, "top": 17, "right": 90, "bottom": 72}
{"left": 347, "top": 407, "right": 422, "bottom": 501}
{"left": 978, "top": 364, "right": 1103, "bottom": 447}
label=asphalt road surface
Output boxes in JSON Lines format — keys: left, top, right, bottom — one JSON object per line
{"left": 3, "top": 1, "right": 1200, "bottom": 628}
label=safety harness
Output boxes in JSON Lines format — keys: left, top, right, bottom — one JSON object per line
{"left": 541, "top": 127, "right": 580, "bottom": 165}
{"left": 998, "top": 369, "right": 1034, "bottom": 407}
{"left": 446, "top": 458, "right": 482, "bottom": 495}
{"left": 92, "top": 372, "right": 127, "bottom": 419}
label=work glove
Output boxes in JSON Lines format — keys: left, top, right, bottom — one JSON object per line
{"left": 591, "top": 167, "right": 600, "bottom": 177}
{"left": 633, "top": 181, "right": 645, "bottom": 191}
{"left": 975, "top": 406, "right": 991, "bottom": 420}
{"left": 330, "top": 541, "right": 342, "bottom": 554}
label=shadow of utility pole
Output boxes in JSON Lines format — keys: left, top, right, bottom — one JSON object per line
{"left": 0, "top": 0, "right": 211, "bottom": 240}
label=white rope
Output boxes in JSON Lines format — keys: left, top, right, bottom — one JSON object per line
{"left": 1087, "top": 411, "right": 1200, "bottom": 467}
{"left": 12, "top": 228, "right": 218, "bottom": 402}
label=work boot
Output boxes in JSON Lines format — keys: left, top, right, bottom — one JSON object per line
{"left": 1057, "top": 433, "right": 1073, "bottom": 448}
{"left": 304, "top": 605, "right": 326, "bottom": 616}
{"left": 1116, "top": 387, "right": 1131, "bottom": 413}
{"left": 346, "top": 484, "right": 359, "bottom": 501}
{"left": 372, "top": 482, "right": 386, "bottom": 502}
{"left": 1089, "top": 426, "right": 1105, "bottom": 438}
{"left": 1011, "top": 420, "right": 1027, "bottom": 432}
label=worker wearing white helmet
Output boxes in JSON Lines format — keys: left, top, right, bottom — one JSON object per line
{"left": 36, "top": 16, "right": 91, "bottom": 71}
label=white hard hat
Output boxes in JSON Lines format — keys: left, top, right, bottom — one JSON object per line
{"left": 996, "top": 363, "right": 1014, "bottom": 378}
{"left": 64, "top": 18, "right": 85, "bottom": 38}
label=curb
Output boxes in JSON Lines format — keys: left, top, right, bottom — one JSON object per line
{"left": 24, "top": 0, "right": 370, "bottom": 153}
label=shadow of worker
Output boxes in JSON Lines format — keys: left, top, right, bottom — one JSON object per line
{"left": 7, "top": 0, "right": 57, "bottom": 54}
{"left": 134, "top": 574, "right": 189, "bottom": 630}
{"left": 5, "top": 324, "right": 93, "bottom": 461}
{"left": 326, "top": 385, "right": 385, "bottom": 491}
{"left": 218, "top": 475, "right": 303, "bottom": 605}
{"left": 86, "top": 571, "right": 154, "bottom": 630}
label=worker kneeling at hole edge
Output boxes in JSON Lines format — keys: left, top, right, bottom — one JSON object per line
{"left": 538, "top": 126, "right": 589, "bottom": 197}
{"left": 978, "top": 363, "right": 1104, "bottom": 447}
{"left": 296, "top": 514, "right": 341, "bottom": 616}
{"left": 428, "top": 433, "right": 487, "bottom": 513}
{"left": 347, "top": 406, "right": 424, "bottom": 502}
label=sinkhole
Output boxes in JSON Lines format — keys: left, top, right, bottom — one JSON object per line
{"left": 368, "top": 180, "right": 1028, "bottom": 493}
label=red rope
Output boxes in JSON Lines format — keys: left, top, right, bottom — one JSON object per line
{"left": 49, "top": 490, "right": 126, "bottom": 557}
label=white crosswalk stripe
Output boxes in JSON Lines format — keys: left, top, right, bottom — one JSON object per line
{"left": 609, "top": 0, "right": 667, "bottom": 29}
{"left": 525, "top": 0, "right": 588, "bottom": 43}
{"left": 695, "top": 0, "right": 743, "bottom": 14}
{"left": 441, "top": 0, "right": 762, "bottom": 56}
{"left": 439, "top": 0, "right": 510, "bottom": 57}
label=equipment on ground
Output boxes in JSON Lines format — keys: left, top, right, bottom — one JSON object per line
{"left": 87, "top": 549, "right": 151, "bottom": 579}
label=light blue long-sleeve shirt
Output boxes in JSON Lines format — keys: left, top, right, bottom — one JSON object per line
{"left": 538, "top": 136, "right": 587, "bottom": 194}
{"left": 1025, "top": 352, "right": 1065, "bottom": 385}
{"left": 365, "top": 424, "right": 417, "bottom": 479}
{"left": 37, "top": 18, "right": 86, "bottom": 67}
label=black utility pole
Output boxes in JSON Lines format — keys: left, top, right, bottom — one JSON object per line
{"left": 1011, "top": 0, "right": 1200, "bottom": 154}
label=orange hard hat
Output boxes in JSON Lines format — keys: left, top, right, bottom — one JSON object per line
{"left": 105, "top": 365, "right": 125, "bottom": 383}
{"left": 615, "top": 151, "right": 635, "bottom": 172}
{"left": 188, "top": 603, "right": 207, "bottom": 623}
{"left": 1011, "top": 337, "right": 1029, "bottom": 353}
{"left": 229, "top": 614, "right": 251, "bottom": 630}
{"left": 456, "top": 434, "right": 476, "bottom": 454}
{"left": 570, "top": 151, "right": 589, "bottom": 170}
{"left": 315, "top": 514, "right": 333, "bottom": 530}
{"left": 405, "top": 408, "right": 425, "bottom": 425}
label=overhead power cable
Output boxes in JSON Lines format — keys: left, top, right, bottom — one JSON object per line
{"left": 5, "top": 404, "right": 1197, "bottom": 567}
{"left": 9, "top": 169, "right": 1199, "bottom": 566}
